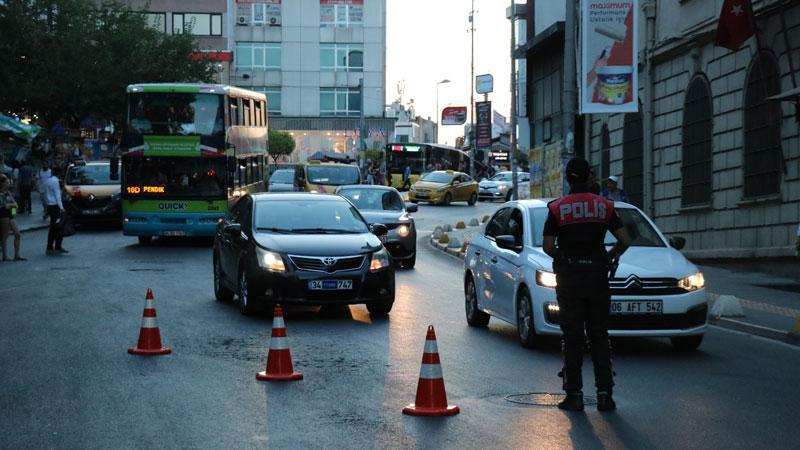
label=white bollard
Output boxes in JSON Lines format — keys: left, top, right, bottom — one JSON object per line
{"left": 710, "top": 294, "right": 745, "bottom": 319}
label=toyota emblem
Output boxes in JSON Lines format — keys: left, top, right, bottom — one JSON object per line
{"left": 323, "top": 257, "right": 336, "bottom": 266}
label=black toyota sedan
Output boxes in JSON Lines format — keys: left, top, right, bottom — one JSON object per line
{"left": 213, "top": 193, "right": 395, "bottom": 316}
{"left": 335, "top": 185, "right": 418, "bottom": 269}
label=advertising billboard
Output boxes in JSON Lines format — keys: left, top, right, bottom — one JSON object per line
{"left": 475, "top": 101, "right": 492, "bottom": 151}
{"left": 441, "top": 106, "right": 467, "bottom": 125}
{"left": 476, "top": 74, "right": 494, "bottom": 94}
{"left": 580, "top": 0, "right": 638, "bottom": 114}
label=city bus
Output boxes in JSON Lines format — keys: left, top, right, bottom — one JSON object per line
{"left": 293, "top": 160, "right": 361, "bottom": 193}
{"left": 384, "top": 142, "right": 488, "bottom": 189}
{"left": 120, "top": 83, "right": 268, "bottom": 244}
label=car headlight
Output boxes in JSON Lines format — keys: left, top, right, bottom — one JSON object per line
{"left": 370, "top": 247, "right": 391, "bottom": 272}
{"left": 536, "top": 270, "right": 557, "bottom": 288}
{"left": 257, "top": 248, "right": 286, "bottom": 272}
{"left": 498, "top": 185, "right": 509, "bottom": 190}
{"left": 397, "top": 224, "right": 410, "bottom": 237}
{"left": 678, "top": 272, "right": 704, "bottom": 291}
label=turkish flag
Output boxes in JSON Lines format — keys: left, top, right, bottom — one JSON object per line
{"left": 715, "top": 0, "right": 755, "bottom": 50}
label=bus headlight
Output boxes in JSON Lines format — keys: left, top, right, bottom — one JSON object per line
{"left": 536, "top": 270, "right": 558, "bottom": 288}
{"left": 397, "top": 224, "right": 410, "bottom": 237}
{"left": 678, "top": 272, "right": 705, "bottom": 291}
{"left": 370, "top": 248, "right": 391, "bottom": 272}
{"left": 258, "top": 249, "right": 286, "bottom": 272}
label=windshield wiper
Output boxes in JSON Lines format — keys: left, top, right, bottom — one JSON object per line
{"left": 291, "top": 228, "right": 360, "bottom": 234}
{"left": 256, "top": 227, "right": 292, "bottom": 233}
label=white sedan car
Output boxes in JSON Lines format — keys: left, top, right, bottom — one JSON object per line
{"left": 463, "top": 199, "right": 708, "bottom": 351}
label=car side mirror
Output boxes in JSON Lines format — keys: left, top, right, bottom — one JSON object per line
{"left": 669, "top": 236, "right": 686, "bottom": 250}
{"left": 224, "top": 223, "right": 242, "bottom": 235}
{"left": 370, "top": 223, "right": 388, "bottom": 236}
{"left": 405, "top": 202, "right": 418, "bottom": 213}
{"left": 495, "top": 234, "right": 520, "bottom": 251}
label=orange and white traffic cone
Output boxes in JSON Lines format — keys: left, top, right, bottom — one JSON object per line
{"left": 403, "top": 325, "right": 459, "bottom": 416}
{"left": 128, "top": 288, "right": 171, "bottom": 356}
{"left": 256, "top": 305, "right": 303, "bottom": 382}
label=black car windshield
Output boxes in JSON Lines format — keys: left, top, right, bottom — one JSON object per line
{"left": 421, "top": 172, "right": 454, "bottom": 183}
{"left": 339, "top": 188, "right": 404, "bottom": 211}
{"left": 255, "top": 199, "right": 369, "bottom": 233}
{"left": 127, "top": 92, "right": 224, "bottom": 137}
{"left": 270, "top": 170, "right": 293, "bottom": 183}
{"left": 123, "top": 156, "right": 225, "bottom": 198}
{"left": 306, "top": 165, "right": 360, "bottom": 186}
{"left": 529, "top": 207, "right": 665, "bottom": 247}
{"left": 66, "top": 165, "right": 118, "bottom": 186}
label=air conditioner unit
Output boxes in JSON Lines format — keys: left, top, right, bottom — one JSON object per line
{"left": 269, "top": 16, "right": 281, "bottom": 26}
{"left": 237, "top": 15, "right": 248, "bottom": 25}
{"left": 240, "top": 72, "right": 251, "bottom": 80}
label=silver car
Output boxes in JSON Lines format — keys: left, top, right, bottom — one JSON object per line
{"left": 268, "top": 169, "right": 295, "bottom": 192}
{"left": 478, "top": 171, "right": 531, "bottom": 201}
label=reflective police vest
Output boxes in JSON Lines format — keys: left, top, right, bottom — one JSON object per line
{"left": 547, "top": 193, "right": 615, "bottom": 227}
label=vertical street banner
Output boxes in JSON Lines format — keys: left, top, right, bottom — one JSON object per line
{"left": 580, "top": 0, "right": 639, "bottom": 113}
{"left": 475, "top": 101, "right": 492, "bottom": 151}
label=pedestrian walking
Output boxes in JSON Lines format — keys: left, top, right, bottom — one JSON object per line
{"left": 601, "top": 175, "right": 628, "bottom": 202}
{"left": 17, "top": 160, "right": 34, "bottom": 214}
{"left": 366, "top": 162, "right": 374, "bottom": 185}
{"left": 36, "top": 160, "right": 51, "bottom": 220}
{"left": 542, "top": 157, "right": 630, "bottom": 412}
{"left": 43, "top": 166, "right": 68, "bottom": 255}
{"left": 402, "top": 163, "right": 412, "bottom": 190}
{"left": 0, "top": 174, "right": 26, "bottom": 261}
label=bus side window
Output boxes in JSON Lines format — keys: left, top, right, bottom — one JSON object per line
{"left": 260, "top": 101, "right": 266, "bottom": 125}
{"left": 229, "top": 97, "right": 238, "bottom": 126}
{"left": 243, "top": 100, "right": 251, "bottom": 127}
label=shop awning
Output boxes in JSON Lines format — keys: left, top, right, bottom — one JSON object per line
{"left": 0, "top": 114, "right": 42, "bottom": 141}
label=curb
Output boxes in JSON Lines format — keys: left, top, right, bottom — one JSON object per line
{"left": 430, "top": 238, "right": 466, "bottom": 259}
{"left": 21, "top": 224, "right": 49, "bottom": 233}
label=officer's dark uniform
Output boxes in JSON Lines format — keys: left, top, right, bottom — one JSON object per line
{"left": 543, "top": 177, "right": 623, "bottom": 404}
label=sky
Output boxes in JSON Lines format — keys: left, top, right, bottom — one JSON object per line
{"left": 386, "top": 0, "right": 513, "bottom": 147}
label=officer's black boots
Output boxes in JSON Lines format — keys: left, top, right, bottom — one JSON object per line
{"left": 597, "top": 391, "right": 616, "bottom": 411}
{"left": 557, "top": 392, "right": 585, "bottom": 411}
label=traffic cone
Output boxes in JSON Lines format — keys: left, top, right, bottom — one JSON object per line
{"left": 403, "top": 325, "right": 459, "bottom": 416}
{"left": 128, "top": 288, "right": 171, "bottom": 356}
{"left": 256, "top": 305, "right": 303, "bottom": 381}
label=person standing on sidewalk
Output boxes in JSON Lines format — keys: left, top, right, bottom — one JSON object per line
{"left": 35, "top": 160, "right": 51, "bottom": 220}
{"left": 0, "top": 174, "right": 26, "bottom": 261}
{"left": 543, "top": 157, "right": 630, "bottom": 412}
{"left": 17, "top": 160, "right": 34, "bottom": 214}
{"left": 43, "top": 166, "right": 68, "bottom": 255}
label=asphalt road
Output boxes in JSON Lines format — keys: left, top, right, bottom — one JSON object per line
{"left": 2, "top": 202, "right": 800, "bottom": 449}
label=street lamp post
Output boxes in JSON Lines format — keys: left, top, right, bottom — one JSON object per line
{"left": 435, "top": 79, "right": 450, "bottom": 144}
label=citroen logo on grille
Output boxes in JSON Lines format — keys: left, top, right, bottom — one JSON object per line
{"left": 622, "top": 275, "right": 642, "bottom": 289}
{"left": 323, "top": 257, "right": 337, "bottom": 266}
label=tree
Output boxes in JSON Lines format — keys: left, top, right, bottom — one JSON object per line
{"left": 0, "top": 0, "right": 215, "bottom": 128}
{"left": 268, "top": 129, "right": 295, "bottom": 162}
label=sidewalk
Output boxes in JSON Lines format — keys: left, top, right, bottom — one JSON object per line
{"left": 15, "top": 191, "right": 50, "bottom": 233}
{"left": 428, "top": 213, "right": 800, "bottom": 347}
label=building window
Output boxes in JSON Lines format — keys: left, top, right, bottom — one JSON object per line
{"left": 320, "top": 1, "right": 363, "bottom": 28}
{"left": 622, "top": 108, "right": 644, "bottom": 208}
{"left": 320, "top": 88, "right": 361, "bottom": 116}
{"left": 172, "top": 13, "right": 222, "bottom": 36}
{"left": 142, "top": 12, "right": 166, "bottom": 32}
{"left": 236, "top": 42, "right": 281, "bottom": 69}
{"left": 681, "top": 74, "right": 713, "bottom": 206}
{"left": 531, "top": 56, "right": 561, "bottom": 145}
{"left": 320, "top": 44, "right": 363, "bottom": 72}
{"left": 252, "top": 2, "right": 281, "bottom": 26}
{"left": 744, "top": 51, "right": 783, "bottom": 198}
{"left": 601, "top": 123, "right": 610, "bottom": 179}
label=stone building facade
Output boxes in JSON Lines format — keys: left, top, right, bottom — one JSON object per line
{"left": 587, "top": 0, "right": 800, "bottom": 259}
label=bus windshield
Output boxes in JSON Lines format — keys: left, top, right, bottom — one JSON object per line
{"left": 123, "top": 156, "right": 226, "bottom": 199}
{"left": 306, "top": 165, "right": 360, "bottom": 186}
{"left": 127, "top": 92, "right": 224, "bottom": 137}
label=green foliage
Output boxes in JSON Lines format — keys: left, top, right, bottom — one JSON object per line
{"left": 363, "top": 148, "right": 383, "bottom": 164}
{"left": 0, "top": 0, "right": 215, "bottom": 128}
{"left": 268, "top": 129, "right": 295, "bottom": 162}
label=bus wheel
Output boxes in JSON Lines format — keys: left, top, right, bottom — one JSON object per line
{"left": 468, "top": 192, "right": 478, "bottom": 206}
{"left": 443, "top": 193, "right": 452, "bottom": 206}
{"left": 138, "top": 236, "right": 152, "bottom": 245}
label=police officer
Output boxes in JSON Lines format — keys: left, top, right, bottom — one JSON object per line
{"left": 542, "top": 157, "right": 630, "bottom": 411}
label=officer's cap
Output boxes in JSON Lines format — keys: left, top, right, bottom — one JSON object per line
{"left": 565, "top": 157, "right": 590, "bottom": 184}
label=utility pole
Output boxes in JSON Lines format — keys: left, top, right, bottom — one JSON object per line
{"left": 563, "top": 0, "right": 577, "bottom": 155}
{"left": 509, "top": 0, "right": 519, "bottom": 200}
{"left": 469, "top": 0, "right": 475, "bottom": 178}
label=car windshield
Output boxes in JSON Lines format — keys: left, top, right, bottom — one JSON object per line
{"left": 306, "top": 165, "right": 360, "bottom": 186}
{"left": 270, "top": 170, "right": 293, "bottom": 183}
{"left": 421, "top": 172, "right": 454, "bottom": 184}
{"left": 529, "top": 207, "right": 666, "bottom": 247}
{"left": 66, "top": 165, "right": 118, "bottom": 186}
{"left": 491, "top": 172, "right": 513, "bottom": 182}
{"left": 127, "top": 92, "right": 224, "bottom": 137}
{"left": 254, "top": 199, "right": 369, "bottom": 233}
{"left": 339, "top": 188, "right": 404, "bottom": 211}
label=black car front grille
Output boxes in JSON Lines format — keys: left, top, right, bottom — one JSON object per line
{"left": 289, "top": 255, "right": 366, "bottom": 273}
{"left": 609, "top": 276, "right": 685, "bottom": 296}
{"left": 71, "top": 196, "right": 112, "bottom": 208}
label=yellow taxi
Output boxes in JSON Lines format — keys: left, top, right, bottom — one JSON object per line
{"left": 63, "top": 160, "right": 122, "bottom": 224}
{"left": 408, "top": 170, "right": 478, "bottom": 206}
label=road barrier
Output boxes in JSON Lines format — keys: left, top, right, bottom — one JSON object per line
{"left": 403, "top": 325, "right": 459, "bottom": 416}
{"left": 128, "top": 288, "right": 171, "bottom": 356}
{"left": 481, "top": 215, "right": 490, "bottom": 223}
{"left": 257, "top": 304, "right": 303, "bottom": 382}
{"left": 468, "top": 218, "right": 480, "bottom": 227}
{"left": 455, "top": 221, "right": 466, "bottom": 229}
{"left": 442, "top": 224, "right": 453, "bottom": 232}
{"left": 438, "top": 233, "right": 450, "bottom": 244}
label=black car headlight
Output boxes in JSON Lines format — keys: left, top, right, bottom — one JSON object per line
{"left": 370, "top": 248, "right": 391, "bottom": 272}
{"left": 397, "top": 224, "right": 410, "bottom": 238}
{"left": 257, "top": 248, "right": 286, "bottom": 272}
